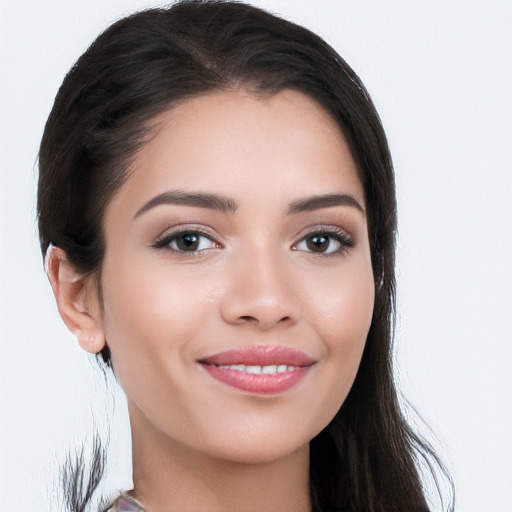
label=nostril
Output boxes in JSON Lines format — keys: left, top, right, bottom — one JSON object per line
{"left": 238, "top": 314, "right": 291, "bottom": 326}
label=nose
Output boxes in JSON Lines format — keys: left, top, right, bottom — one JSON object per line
{"left": 220, "top": 248, "right": 301, "bottom": 330}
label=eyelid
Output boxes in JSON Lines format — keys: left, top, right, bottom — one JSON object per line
{"left": 295, "top": 224, "right": 354, "bottom": 241}
{"left": 291, "top": 225, "right": 355, "bottom": 255}
{"left": 152, "top": 224, "right": 223, "bottom": 252}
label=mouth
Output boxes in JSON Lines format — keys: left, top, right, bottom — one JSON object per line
{"left": 198, "top": 346, "right": 315, "bottom": 395}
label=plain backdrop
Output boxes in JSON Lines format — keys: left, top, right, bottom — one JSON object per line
{"left": 1, "top": 0, "right": 511, "bottom": 510}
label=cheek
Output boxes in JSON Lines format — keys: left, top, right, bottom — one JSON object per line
{"left": 98, "top": 260, "right": 223, "bottom": 431}
{"left": 308, "top": 256, "right": 375, "bottom": 343}
{"left": 306, "top": 256, "right": 375, "bottom": 390}
{"left": 99, "top": 258, "right": 217, "bottom": 373}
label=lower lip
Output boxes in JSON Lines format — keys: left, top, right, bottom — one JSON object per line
{"left": 200, "top": 364, "right": 310, "bottom": 394}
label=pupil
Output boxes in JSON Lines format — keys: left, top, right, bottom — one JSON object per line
{"left": 307, "top": 235, "right": 329, "bottom": 252}
{"left": 177, "top": 234, "right": 199, "bottom": 251}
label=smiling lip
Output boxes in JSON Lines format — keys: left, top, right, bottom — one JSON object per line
{"left": 198, "top": 346, "right": 315, "bottom": 394}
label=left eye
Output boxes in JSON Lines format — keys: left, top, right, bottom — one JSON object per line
{"left": 155, "top": 231, "right": 217, "bottom": 252}
{"left": 293, "top": 232, "right": 350, "bottom": 254}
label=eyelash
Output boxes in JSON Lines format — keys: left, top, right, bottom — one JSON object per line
{"left": 152, "top": 226, "right": 354, "bottom": 257}
{"left": 292, "top": 227, "right": 354, "bottom": 257}
{"left": 152, "top": 228, "right": 221, "bottom": 255}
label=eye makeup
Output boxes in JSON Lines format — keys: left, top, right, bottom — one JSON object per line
{"left": 292, "top": 226, "right": 354, "bottom": 257}
{"left": 150, "top": 222, "right": 355, "bottom": 259}
{"left": 151, "top": 225, "right": 223, "bottom": 256}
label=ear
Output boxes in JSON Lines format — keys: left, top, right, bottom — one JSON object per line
{"left": 46, "top": 246, "right": 106, "bottom": 354}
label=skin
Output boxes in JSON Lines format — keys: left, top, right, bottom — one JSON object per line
{"left": 49, "top": 89, "right": 375, "bottom": 512}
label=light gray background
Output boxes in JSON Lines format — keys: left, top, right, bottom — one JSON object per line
{"left": 1, "top": 1, "right": 511, "bottom": 510}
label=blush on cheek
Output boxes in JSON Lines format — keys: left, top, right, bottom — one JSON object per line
{"left": 324, "top": 279, "right": 374, "bottom": 336}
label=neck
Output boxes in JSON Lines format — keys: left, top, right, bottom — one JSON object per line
{"left": 129, "top": 404, "right": 311, "bottom": 512}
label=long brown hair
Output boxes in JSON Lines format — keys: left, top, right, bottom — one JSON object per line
{"left": 38, "top": 1, "right": 454, "bottom": 510}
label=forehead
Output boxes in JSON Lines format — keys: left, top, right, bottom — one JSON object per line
{"left": 111, "top": 89, "right": 364, "bottom": 217}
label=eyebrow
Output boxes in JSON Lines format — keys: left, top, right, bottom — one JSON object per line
{"left": 287, "top": 193, "right": 365, "bottom": 215}
{"left": 134, "top": 190, "right": 365, "bottom": 219}
{"left": 134, "top": 190, "right": 238, "bottom": 218}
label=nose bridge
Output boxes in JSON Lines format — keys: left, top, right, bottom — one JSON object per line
{"left": 220, "top": 240, "right": 301, "bottom": 329}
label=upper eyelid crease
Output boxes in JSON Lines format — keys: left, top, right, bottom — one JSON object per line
{"left": 153, "top": 228, "right": 217, "bottom": 244}
{"left": 296, "top": 229, "right": 354, "bottom": 246}
{"left": 152, "top": 231, "right": 220, "bottom": 253}
{"left": 152, "top": 227, "right": 353, "bottom": 257}
{"left": 296, "top": 224, "right": 355, "bottom": 242}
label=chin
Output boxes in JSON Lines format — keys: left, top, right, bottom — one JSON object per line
{"left": 195, "top": 420, "right": 314, "bottom": 466}
{"left": 209, "top": 439, "right": 308, "bottom": 466}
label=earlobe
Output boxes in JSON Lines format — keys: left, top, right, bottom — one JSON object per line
{"left": 45, "top": 246, "right": 106, "bottom": 354}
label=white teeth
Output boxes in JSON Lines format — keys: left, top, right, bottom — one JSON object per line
{"left": 217, "top": 364, "right": 297, "bottom": 374}
{"left": 220, "top": 364, "right": 244, "bottom": 371}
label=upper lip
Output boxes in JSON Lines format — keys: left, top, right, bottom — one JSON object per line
{"left": 199, "top": 345, "right": 316, "bottom": 367}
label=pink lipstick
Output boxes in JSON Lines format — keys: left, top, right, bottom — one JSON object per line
{"left": 198, "top": 346, "right": 315, "bottom": 394}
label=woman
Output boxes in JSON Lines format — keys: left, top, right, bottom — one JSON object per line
{"left": 38, "top": 1, "right": 453, "bottom": 511}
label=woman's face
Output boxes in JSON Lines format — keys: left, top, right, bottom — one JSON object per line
{"left": 97, "top": 90, "right": 374, "bottom": 463}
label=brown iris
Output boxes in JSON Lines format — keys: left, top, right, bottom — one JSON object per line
{"left": 306, "top": 234, "right": 330, "bottom": 253}
{"left": 176, "top": 233, "right": 200, "bottom": 251}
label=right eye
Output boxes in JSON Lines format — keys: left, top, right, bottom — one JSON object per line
{"left": 153, "top": 230, "right": 219, "bottom": 253}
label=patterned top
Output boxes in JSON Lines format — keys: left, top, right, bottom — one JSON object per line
{"left": 104, "top": 493, "right": 146, "bottom": 512}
